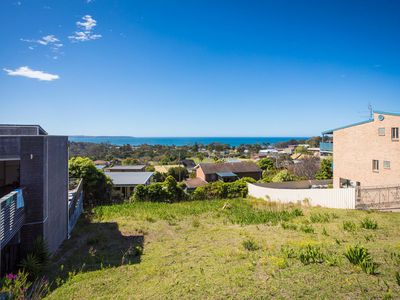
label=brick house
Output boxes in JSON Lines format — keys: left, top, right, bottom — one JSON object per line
{"left": 195, "top": 162, "right": 262, "bottom": 183}
{"left": 321, "top": 111, "right": 400, "bottom": 188}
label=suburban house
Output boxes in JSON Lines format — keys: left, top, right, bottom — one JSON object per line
{"left": 195, "top": 162, "right": 262, "bottom": 182}
{"left": 0, "top": 125, "right": 83, "bottom": 274}
{"left": 180, "top": 159, "right": 196, "bottom": 171}
{"left": 322, "top": 111, "right": 400, "bottom": 188}
{"left": 105, "top": 165, "right": 146, "bottom": 172}
{"left": 105, "top": 171, "right": 153, "bottom": 198}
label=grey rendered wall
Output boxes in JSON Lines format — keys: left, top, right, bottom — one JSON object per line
{"left": 19, "top": 136, "right": 45, "bottom": 255}
{"left": 43, "top": 136, "right": 68, "bottom": 253}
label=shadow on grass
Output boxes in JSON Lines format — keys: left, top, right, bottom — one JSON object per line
{"left": 48, "top": 215, "right": 144, "bottom": 286}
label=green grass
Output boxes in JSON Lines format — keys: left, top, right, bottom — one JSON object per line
{"left": 46, "top": 199, "right": 400, "bottom": 299}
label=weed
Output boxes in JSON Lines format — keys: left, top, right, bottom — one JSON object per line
{"left": 322, "top": 227, "right": 329, "bottom": 236}
{"left": 281, "top": 222, "right": 297, "bottom": 230}
{"left": 310, "top": 213, "right": 331, "bottom": 223}
{"left": 281, "top": 245, "right": 297, "bottom": 259}
{"left": 300, "top": 225, "right": 315, "bottom": 234}
{"left": 343, "top": 221, "right": 357, "bottom": 232}
{"left": 325, "top": 253, "right": 340, "bottom": 266}
{"left": 390, "top": 251, "right": 400, "bottom": 266}
{"left": 145, "top": 216, "right": 156, "bottom": 223}
{"left": 242, "top": 239, "right": 260, "bottom": 251}
{"left": 360, "top": 217, "right": 378, "bottom": 230}
{"left": 299, "top": 245, "right": 324, "bottom": 265}
{"left": 345, "top": 245, "right": 377, "bottom": 275}
{"left": 291, "top": 208, "right": 304, "bottom": 217}
{"left": 395, "top": 271, "right": 400, "bottom": 286}
{"left": 364, "top": 234, "right": 375, "bottom": 242}
{"left": 192, "top": 218, "right": 200, "bottom": 228}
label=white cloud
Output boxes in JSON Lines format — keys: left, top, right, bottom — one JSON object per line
{"left": 69, "top": 31, "right": 101, "bottom": 42}
{"left": 77, "top": 15, "right": 97, "bottom": 31}
{"left": 69, "top": 15, "right": 102, "bottom": 42}
{"left": 3, "top": 66, "right": 59, "bottom": 81}
{"left": 21, "top": 35, "right": 63, "bottom": 52}
{"left": 37, "top": 35, "right": 59, "bottom": 45}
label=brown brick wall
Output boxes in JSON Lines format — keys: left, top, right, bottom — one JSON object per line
{"left": 333, "top": 113, "right": 400, "bottom": 188}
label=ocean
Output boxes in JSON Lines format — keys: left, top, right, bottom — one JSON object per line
{"left": 68, "top": 136, "right": 308, "bottom": 147}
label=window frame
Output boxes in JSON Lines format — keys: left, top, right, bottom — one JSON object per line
{"left": 392, "top": 127, "right": 399, "bottom": 140}
{"left": 372, "top": 160, "right": 379, "bottom": 172}
{"left": 378, "top": 127, "right": 385, "bottom": 136}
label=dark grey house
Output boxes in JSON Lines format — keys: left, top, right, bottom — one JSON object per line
{"left": 0, "top": 125, "right": 76, "bottom": 274}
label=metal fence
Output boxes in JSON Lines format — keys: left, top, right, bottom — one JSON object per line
{"left": 356, "top": 185, "right": 400, "bottom": 210}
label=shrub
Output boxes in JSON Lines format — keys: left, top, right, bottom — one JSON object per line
{"left": 132, "top": 176, "right": 186, "bottom": 202}
{"left": 191, "top": 178, "right": 255, "bottom": 200}
{"left": 315, "top": 158, "right": 333, "bottom": 180}
{"left": 69, "top": 157, "right": 112, "bottom": 207}
{"left": 396, "top": 271, "right": 400, "bottom": 286}
{"left": 271, "top": 170, "right": 296, "bottom": 183}
{"left": 343, "top": 221, "right": 357, "bottom": 232}
{"left": 360, "top": 217, "right": 378, "bottom": 230}
{"left": 19, "top": 237, "right": 50, "bottom": 279}
{"left": 299, "top": 245, "right": 324, "bottom": 265}
{"left": 19, "top": 254, "right": 41, "bottom": 279}
{"left": 345, "top": 245, "right": 377, "bottom": 275}
{"left": 258, "top": 158, "right": 274, "bottom": 171}
{"left": 242, "top": 239, "right": 260, "bottom": 251}
{"left": 0, "top": 271, "right": 48, "bottom": 299}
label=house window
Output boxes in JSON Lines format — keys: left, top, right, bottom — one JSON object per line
{"left": 384, "top": 161, "right": 391, "bottom": 169}
{"left": 392, "top": 127, "right": 399, "bottom": 140}
{"left": 372, "top": 160, "right": 379, "bottom": 172}
{"left": 378, "top": 128, "right": 385, "bottom": 136}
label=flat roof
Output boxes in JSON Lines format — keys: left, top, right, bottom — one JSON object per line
{"left": 0, "top": 124, "right": 48, "bottom": 135}
{"left": 105, "top": 171, "right": 153, "bottom": 186}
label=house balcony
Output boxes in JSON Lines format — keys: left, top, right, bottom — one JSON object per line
{"left": 0, "top": 188, "right": 25, "bottom": 249}
{"left": 320, "top": 142, "right": 333, "bottom": 153}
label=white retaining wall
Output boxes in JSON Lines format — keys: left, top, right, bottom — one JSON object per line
{"left": 248, "top": 183, "right": 356, "bottom": 209}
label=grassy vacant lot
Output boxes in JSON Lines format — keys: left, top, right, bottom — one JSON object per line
{"left": 47, "top": 199, "right": 400, "bottom": 299}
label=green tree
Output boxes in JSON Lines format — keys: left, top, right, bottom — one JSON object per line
{"left": 69, "top": 157, "right": 112, "bottom": 207}
{"left": 196, "top": 152, "right": 205, "bottom": 162}
{"left": 294, "top": 146, "right": 309, "bottom": 155}
{"left": 167, "top": 167, "right": 189, "bottom": 181}
{"left": 145, "top": 165, "right": 156, "bottom": 172}
{"left": 315, "top": 158, "right": 333, "bottom": 180}
{"left": 122, "top": 157, "right": 139, "bottom": 165}
{"left": 272, "top": 170, "right": 295, "bottom": 182}
{"left": 258, "top": 158, "right": 274, "bottom": 170}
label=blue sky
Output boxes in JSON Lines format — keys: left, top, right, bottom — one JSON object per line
{"left": 1, "top": 0, "right": 400, "bottom": 137}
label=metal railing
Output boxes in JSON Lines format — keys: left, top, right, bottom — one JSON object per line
{"left": 0, "top": 188, "right": 25, "bottom": 249}
{"left": 320, "top": 142, "right": 333, "bottom": 152}
{"left": 68, "top": 178, "right": 84, "bottom": 236}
